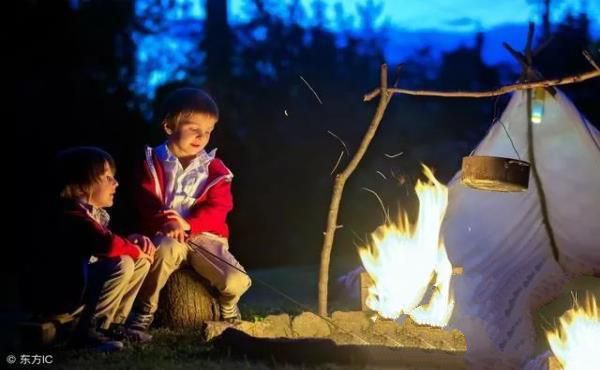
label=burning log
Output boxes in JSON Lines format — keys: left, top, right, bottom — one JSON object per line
{"left": 155, "top": 268, "right": 220, "bottom": 329}
{"left": 357, "top": 165, "right": 457, "bottom": 328}
{"left": 546, "top": 356, "right": 561, "bottom": 370}
{"left": 359, "top": 268, "right": 463, "bottom": 312}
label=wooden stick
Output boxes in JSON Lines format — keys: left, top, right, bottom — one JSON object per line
{"left": 525, "top": 22, "right": 535, "bottom": 65}
{"left": 452, "top": 266, "right": 464, "bottom": 275}
{"left": 503, "top": 42, "right": 531, "bottom": 72}
{"left": 363, "top": 69, "right": 600, "bottom": 101}
{"left": 318, "top": 64, "right": 392, "bottom": 316}
{"left": 583, "top": 50, "right": 600, "bottom": 71}
{"left": 533, "top": 36, "right": 554, "bottom": 56}
{"left": 503, "top": 42, "right": 557, "bottom": 95}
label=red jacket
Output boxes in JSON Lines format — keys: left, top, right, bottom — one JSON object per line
{"left": 58, "top": 200, "right": 142, "bottom": 260}
{"left": 134, "top": 147, "right": 234, "bottom": 238}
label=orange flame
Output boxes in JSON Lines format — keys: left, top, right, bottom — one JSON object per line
{"left": 358, "top": 165, "right": 454, "bottom": 327}
{"left": 546, "top": 293, "right": 600, "bottom": 370}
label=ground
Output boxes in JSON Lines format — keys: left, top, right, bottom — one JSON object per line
{"left": 12, "top": 265, "right": 599, "bottom": 369}
{"left": 33, "top": 263, "right": 368, "bottom": 370}
{"left": 56, "top": 328, "right": 407, "bottom": 370}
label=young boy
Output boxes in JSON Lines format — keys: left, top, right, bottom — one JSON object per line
{"left": 128, "top": 88, "right": 251, "bottom": 333}
{"left": 54, "top": 147, "right": 156, "bottom": 351}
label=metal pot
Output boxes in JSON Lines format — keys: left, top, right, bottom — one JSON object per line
{"left": 461, "top": 156, "right": 530, "bottom": 192}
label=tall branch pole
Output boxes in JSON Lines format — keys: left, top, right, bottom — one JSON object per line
{"left": 318, "top": 64, "right": 392, "bottom": 316}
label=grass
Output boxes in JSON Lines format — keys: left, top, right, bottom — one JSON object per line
{"left": 39, "top": 263, "right": 371, "bottom": 370}
{"left": 57, "top": 328, "right": 213, "bottom": 370}
{"left": 16, "top": 264, "right": 596, "bottom": 369}
{"left": 240, "top": 262, "right": 360, "bottom": 317}
{"left": 54, "top": 328, "right": 387, "bottom": 370}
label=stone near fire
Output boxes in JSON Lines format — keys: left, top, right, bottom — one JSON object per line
{"left": 372, "top": 318, "right": 399, "bottom": 336}
{"left": 211, "top": 326, "right": 467, "bottom": 369}
{"left": 256, "top": 314, "right": 293, "bottom": 338}
{"left": 202, "top": 310, "right": 467, "bottom": 358}
{"left": 330, "top": 310, "right": 372, "bottom": 333}
{"left": 291, "top": 312, "right": 331, "bottom": 337}
{"left": 202, "top": 314, "right": 294, "bottom": 341}
{"left": 201, "top": 320, "right": 232, "bottom": 342}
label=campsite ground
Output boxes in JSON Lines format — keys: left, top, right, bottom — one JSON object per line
{"left": 34, "top": 263, "right": 366, "bottom": 370}
{"left": 55, "top": 328, "right": 393, "bottom": 370}
{"left": 23, "top": 266, "right": 600, "bottom": 369}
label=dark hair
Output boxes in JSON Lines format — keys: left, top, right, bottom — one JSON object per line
{"left": 160, "top": 88, "right": 219, "bottom": 130}
{"left": 55, "top": 147, "right": 116, "bottom": 200}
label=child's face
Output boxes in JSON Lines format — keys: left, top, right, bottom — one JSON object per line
{"left": 88, "top": 162, "right": 118, "bottom": 208}
{"left": 165, "top": 113, "right": 217, "bottom": 160}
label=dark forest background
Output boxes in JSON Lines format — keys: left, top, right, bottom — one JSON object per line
{"left": 11, "top": 0, "right": 599, "bottom": 280}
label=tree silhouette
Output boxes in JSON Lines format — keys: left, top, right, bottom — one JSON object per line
{"left": 11, "top": 0, "right": 599, "bottom": 283}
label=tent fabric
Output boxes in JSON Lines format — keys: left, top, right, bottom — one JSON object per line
{"left": 442, "top": 89, "right": 600, "bottom": 369}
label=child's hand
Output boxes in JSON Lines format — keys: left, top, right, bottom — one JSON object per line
{"left": 128, "top": 234, "right": 156, "bottom": 262}
{"left": 138, "top": 251, "right": 154, "bottom": 264}
{"left": 161, "top": 209, "right": 191, "bottom": 231}
{"left": 161, "top": 220, "right": 187, "bottom": 243}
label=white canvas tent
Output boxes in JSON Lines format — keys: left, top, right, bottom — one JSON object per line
{"left": 442, "top": 88, "right": 600, "bottom": 369}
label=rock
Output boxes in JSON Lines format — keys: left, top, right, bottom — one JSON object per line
{"left": 330, "top": 311, "right": 372, "bottom": 333}
{"left": 291, "top": 312, "right": 331, "bottom": 337}
{"left": 258, "top": 314, "right": 293, "bottom": 338}
{"left": 372, "top": 318, "right": 399, "bottom": 336}
{"left": 201, "top": 321, "right": 235, "bottom": 342}
{"left": 202, "top": 314, "right": 293, "bottom": 341}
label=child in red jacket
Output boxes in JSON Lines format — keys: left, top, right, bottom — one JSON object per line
{"left": 128, "top": 88, "right": 251, "bottom": 333}
{"left": 55, "top": 147, "right": 156, "bottom": 351}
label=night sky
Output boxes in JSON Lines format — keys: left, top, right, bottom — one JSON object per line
{"left": 133, "top": 0, "right": 599, "bottom": 100}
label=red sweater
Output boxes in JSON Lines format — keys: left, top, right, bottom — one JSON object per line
{"left": 134, "top": 147, "right": 234, "bottom": 238}
{"left": 58, "top": 201, "right": 141, "bottom": 260}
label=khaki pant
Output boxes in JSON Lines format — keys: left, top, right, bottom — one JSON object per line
{"left": 84, "top": 256, "right": 150, "bottom": 330}
{"left": 135, "top": 234, "right": 251, "bottom": 317}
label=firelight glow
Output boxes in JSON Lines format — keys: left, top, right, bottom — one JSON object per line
{"left": 358, "top": 164, "right": 454, "bottom": 327}
{"left": 546, "top": 293, "right": 600, "bottom": 370}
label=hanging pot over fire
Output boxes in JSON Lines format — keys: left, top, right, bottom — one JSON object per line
{"left": 461, "top": 156, "right": 530, "bottom": 192}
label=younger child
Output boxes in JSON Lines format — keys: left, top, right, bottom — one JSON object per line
{"left": 55, "top": 147, "right": 156, "bottom": 351}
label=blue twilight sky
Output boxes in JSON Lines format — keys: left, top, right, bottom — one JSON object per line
{"left": 230, "top": 0, "right": 599, "bottom": 33}
{"left": 132, "top": 0, "right": 599, "bottom": 102}
{"left": 134, "top": 0, "right": 599, "bottom": 34}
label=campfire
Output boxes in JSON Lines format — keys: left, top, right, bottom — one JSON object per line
{"left": 546, "top": 293, "right": 600, "bottom": 370}
{"left": 358, "top": 165, "right": 455, "bottom": 327}
{"left": 200, "top": 163, "right": 466, "bottom": 368}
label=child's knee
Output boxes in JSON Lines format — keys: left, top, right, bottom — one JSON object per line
{"left": 135, "top": 257, "right": 151, "bottom": 272}
{"left": 153, "top": 236, "right": 187, "bottom": 265}
{"left": 102, "top": 256, "right": 135, "bottom": 284}
{"left": 113, "top": 255, "right": 135, "bottom": 278}
{"left": 221, "top": 270, "right": 251, "bottom": 297}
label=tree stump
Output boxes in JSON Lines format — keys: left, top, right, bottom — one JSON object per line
{"left": 155, "top": 268, "right": 221, "bottom": 329}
